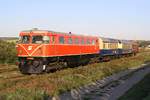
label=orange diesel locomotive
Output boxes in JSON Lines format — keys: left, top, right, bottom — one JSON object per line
{"left": 16, "top": 29, "right": 99, "bottom": 74}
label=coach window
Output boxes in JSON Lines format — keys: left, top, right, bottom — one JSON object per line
{"left": 107, "top": 43, "right": 110, "bottom": 49}
{"left": 68, "top": 37, "right": 73, "bottom": 44}
{"left": 112, "top": 44, "right": 114, "bottom": 49}
{"left": 109, "top": 44, "right": 111, "bottom": 49}
{"left": 107, "top": 43, "right": 109, "bottom": 49}
{"left": 103, "top": 44, "right": 105, "bottom": 49}
{"left": 110, "top": 44, "right": 112, "bottom": 48}
{"left": 59, "top": 36, "right": 64, "bottom": 44}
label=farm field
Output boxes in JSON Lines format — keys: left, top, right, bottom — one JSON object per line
{"left": 0, "top": 52, "right": 150, "bottom": 99}
{"left": 0, "top": 37, "right": 18, "bottom": 43}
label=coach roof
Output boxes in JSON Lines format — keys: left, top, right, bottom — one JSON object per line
{"left": 100, "top": 37, "right": 119, "bottom": 43}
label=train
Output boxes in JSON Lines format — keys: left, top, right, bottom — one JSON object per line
{"left": 16, "top": 29, "right": 139, "bottom": 74}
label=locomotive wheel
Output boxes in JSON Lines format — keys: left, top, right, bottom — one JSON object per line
{"left": 19, "top": 60, "right": 43, "bottom": 74}
{"left": 30, "top": 60, "right": 43, "bottom": 74}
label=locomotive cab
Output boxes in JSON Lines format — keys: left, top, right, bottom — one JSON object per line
{"left": 17, "top": 30, "right": 51, "bottom": 74}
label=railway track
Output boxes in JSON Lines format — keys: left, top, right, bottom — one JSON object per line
{"left": 54, "top": 63, "right": 150, "bottom": 100}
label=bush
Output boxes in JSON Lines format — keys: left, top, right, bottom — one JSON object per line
{"left": 0, "top": 40, "right": 17, "bottom": 64}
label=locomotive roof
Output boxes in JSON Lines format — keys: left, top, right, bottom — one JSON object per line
{"left": 21, "top": 30, "right": 57, "bottom": 33}
{"left": 121, "top": 40, "right": 133, "bottom": 44}
{"left": 21, "top": 29, "right": 97, "bottom": 38}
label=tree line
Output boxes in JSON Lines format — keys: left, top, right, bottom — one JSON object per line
{"left": 0, "top": 40, "right": 17, "bottom": 64}
{"left": 138, "top": 40, "right": 150, "bottom": 47}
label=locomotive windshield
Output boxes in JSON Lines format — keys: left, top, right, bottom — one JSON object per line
{"left": 19, "top": 35, "right": 50, "bottom": 44}
{"left": 32, "top": 35, "right": 50, "bottom": 44}
{"left": 32, "top": 36, "right": 43, "bottom": 44}
{"left": 20, "top": 35, "right": 30, "bottom": 44}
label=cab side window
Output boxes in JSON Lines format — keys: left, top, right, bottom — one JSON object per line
{"left": 59, "top": 36, "right": 64, "bottom": 44}
{"left": 87, "top": 39, "right": 90, "bottom": 44}
{"left": 75, "top": 38, "right": 79, "bottom": 44}
{"left": 81, "top": 39, "right": 84, "bottom": 44}
{"left": 92, "top": 40, "right": 95, "bottom": 45}
{"left": 68, "top": 37, "right": 73, "bottom": 44}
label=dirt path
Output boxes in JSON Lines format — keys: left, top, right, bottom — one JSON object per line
{"left": 105, "top": 65, "right": 150, "bottom": 100}
{"left": 56, "top": 63, "right": 150, "bottom": 100}
{"left": 89, "top": 64, "right": 150, "bottom": 100}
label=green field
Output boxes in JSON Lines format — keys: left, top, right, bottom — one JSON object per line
{"left": 0, "top": 51, "right": 150, "bottom": 99}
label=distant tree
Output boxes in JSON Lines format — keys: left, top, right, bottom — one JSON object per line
{"left": 138, "top": 41, "right": 150, "bottom": 47}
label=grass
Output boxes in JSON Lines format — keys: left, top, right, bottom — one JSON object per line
{"left": 0, "top": 51, "right": 150, "bottom": 99}
{"left": 0, "top": 88, "right": 49, "bottom": 100}
{"left": 119, "top": 73, "right": 150, "bottom": 100}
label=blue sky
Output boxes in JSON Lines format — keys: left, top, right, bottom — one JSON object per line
{"left": 0, "top": 0, "right": 149, "bottom": 40}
